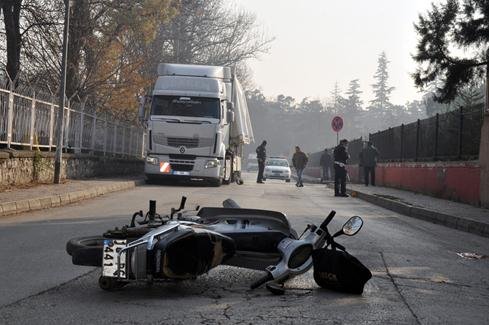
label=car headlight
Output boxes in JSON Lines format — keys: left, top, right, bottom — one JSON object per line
{"left": 205, "top": 159, "right": 220, "bottom": 168}
{"left": 146, "top": 156, "right": 159, "bottom": 165}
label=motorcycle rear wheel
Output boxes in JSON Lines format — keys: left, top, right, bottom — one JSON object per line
{"left": 67, "top": 236, "right": 105, "bottom": 267}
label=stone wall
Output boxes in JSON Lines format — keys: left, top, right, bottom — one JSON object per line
{"left": 0, "top": 150, "right": 144, "bottom": 187}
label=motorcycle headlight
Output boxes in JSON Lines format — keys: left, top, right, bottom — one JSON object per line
{"left": 205, "top": 159, "right": 219, "bottom": 168}
{"left": 146, "top": 156, "right": 158, "bottom": 165}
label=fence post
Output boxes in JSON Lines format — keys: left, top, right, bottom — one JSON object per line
{"left": 113, "top": 123, "right": 118, "bottom": 155}
{"left": 434, "top": 113, "right": 439, "bottom": 160}
{"left": 415, "top": 119, "right": 420, "bottom": 162}
{"left": 91, "top": 112, "right": 97, "bottom": 153}
{"left": 48, "top": 101, "right": 55, "bottom": 151}
{"left": 400, "top": 124, "right": 404, "bottom": 162}
{"left": 64, "top": 100, "right": 71, "bottom": 150}
{"left": 129, "top": 127, "right": 134, "bottom": 156}
{"left": 6, "top": 84, "right": 14, "bottom": 148}
{"left": 458, "top": 106, "right": 464, "bottom": 160}
{"left": 141, "top": 130, "right": 145, "bottom": 158}
{"left": 29, "top": 92, "right": 36, "bottom": 150}
{"left": 103, "top": 112, "right": 108, "bottom": 156}
{"left": 77, "top": 101, "right": 85, "bottom": 153}
{"left": 121, "top": 126, "right": 126, "bottom": 156}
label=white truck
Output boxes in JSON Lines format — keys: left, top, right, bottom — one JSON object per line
{"left": 139, "top": 63, "right": 254, "bottom": 186}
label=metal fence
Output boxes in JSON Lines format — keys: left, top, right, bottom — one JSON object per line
{"left": 0, "top": 84, "right": 145, "bottom": 157}
{"left": 369, "top": 104, "right": 484, "bottom": 162}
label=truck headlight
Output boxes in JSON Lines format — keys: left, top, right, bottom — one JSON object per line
{"left": 146, "top": 156, "right": 158, "bottom": 165}
{"left": 205, "top": 159, "right": 219, "bottom": 168}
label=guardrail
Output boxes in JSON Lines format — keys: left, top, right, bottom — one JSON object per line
{"left": 0, "top": 84, "right": 145, "bottom": 158}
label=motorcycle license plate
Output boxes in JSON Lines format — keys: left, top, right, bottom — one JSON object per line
{"left": 102, "top": 239, "right": 127, "bottom": 278}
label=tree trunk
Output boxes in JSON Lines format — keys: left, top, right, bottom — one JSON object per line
{"left": 1, "top": 0, "right": 22, "bottom": 85}
{"left": 66, "top": 0, "right": 90, "bottom": 99}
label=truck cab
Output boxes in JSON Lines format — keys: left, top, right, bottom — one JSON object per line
{"left": 141, "top": 63, "right": 253, "bottom": 185}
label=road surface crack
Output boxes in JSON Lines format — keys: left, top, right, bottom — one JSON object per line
{"left": 0, "top": 268, "right": 98, "bottom": 310}
{"left": 380, "top": 252, "right": 422, "bottom": 325}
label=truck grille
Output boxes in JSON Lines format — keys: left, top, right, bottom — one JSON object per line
{"left": 170, "top": 164, "right": 194, "bottom": 171}
{"left": 167, "top": 137, "right": 199, "bottom": 148}
{"left": 169, "top": 155, "right": 195, "bottom": 171}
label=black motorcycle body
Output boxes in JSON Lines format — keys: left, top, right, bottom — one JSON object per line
{"left": 67, "top": 198, "right": 363, "bottom": 292}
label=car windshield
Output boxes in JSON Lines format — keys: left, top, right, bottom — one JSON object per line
{"left": 266, "top": 159, "right": 289, "bottom": 167}
{"left": 151, "top": 96, "right": 220, "bottom": 119}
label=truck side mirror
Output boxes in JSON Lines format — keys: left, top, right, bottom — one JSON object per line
{"left": 227, "top": 102, "right": 234, "bottom": 111}
{"left": 227, "top": 110, "right": 235, "bottom": 123}
{"left": 138, "top": 95, "right": 150, "bottom": 121}
{"left": 138, "top": 106, "right": 145, "bottom": 121}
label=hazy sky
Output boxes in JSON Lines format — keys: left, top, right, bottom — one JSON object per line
{"left": 232, "top": 0, "right": 441, "bottom": 105}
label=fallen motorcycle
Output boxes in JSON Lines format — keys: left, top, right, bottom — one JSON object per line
{"left": 66, "top": 197, "right": 367, "bottom": 293}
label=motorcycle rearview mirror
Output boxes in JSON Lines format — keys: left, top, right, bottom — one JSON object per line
{"left": 333, "top": 216, "right": 363, "bottom": 237}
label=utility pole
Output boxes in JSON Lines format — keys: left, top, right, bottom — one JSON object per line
{"left": 53, "top": 0, "right": 71, "bottom": 184}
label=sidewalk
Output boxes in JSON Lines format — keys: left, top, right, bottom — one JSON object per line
{"left": 297, "top": 173, "right": 489, "bottom": 238}
{"left": 0, "top": 178, "right": 144, "bottom": 217}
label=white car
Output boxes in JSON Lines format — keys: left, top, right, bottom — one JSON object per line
{"left": 263, "top": 158, "right": 291, "bottom": 182}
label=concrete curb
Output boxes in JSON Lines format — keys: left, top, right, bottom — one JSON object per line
{"left": 0, "top": 179, "right": 145, "bottom": 218}
{"left": 322, "top": 183, "right": 489, "bottom": 238}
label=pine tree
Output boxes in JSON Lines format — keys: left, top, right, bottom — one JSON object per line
{"left": 345, "top": 79, "right": 363, "bottom": 114}
{"left": 413, "top": 0, "right": 489, "bottom": 103}
{"left": 370, "top": 52, "right": 395, "bottom": 112}
{"left": 329, "top": 82, "right": 343, "bottom": 114}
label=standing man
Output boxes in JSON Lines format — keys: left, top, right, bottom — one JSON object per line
{"left": 360, "top": 141, "right": 379, "bottom": 186}
{"left": 292, "top": 146, "right": 308, "bottom": 187}
{"left": 319, "top": 148, "right": 332, "bottom": 183}
{"left": 256, "top": 140, "right": 267, "bottom": 183}
{"left": 333, "top": 139, "right": 349, "bottom": 197}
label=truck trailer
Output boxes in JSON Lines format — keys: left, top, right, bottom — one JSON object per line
{"left": 139, "top": 63, "right": 254, "bottom": 186}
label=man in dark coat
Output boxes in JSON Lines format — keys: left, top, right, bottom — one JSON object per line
{"left": 333, "top": 139, "right": 349, "bottom": 197}
{"left": 319, "top": 148, "right": 332, "bottom": 183}
{"left": 360, "top": 141, "right": 379, "bottom": 186}
{"left": 256, "top": 140, "right": 267, "bottom": 183}
{"left": 292, "top": 146, "right": 308, "bottom": 187}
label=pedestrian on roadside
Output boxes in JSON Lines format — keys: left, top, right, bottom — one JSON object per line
{"left": 360, "top": 141, "right": 379, "bottom": 186}
{"left": 333, "top": 139, "right": 350, "bottom": 197}
{"left": 292, "top": 146, "right": 308, "bottom": 187}
{"left": 319, "top": 148, "right": 332, "bottom": 183}
{"left": 256, "top": 140, "right": 267, "bottom": 183}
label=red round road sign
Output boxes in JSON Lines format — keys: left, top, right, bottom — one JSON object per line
{"left": 331, "top": 116, "right": 343, "bottom": 132}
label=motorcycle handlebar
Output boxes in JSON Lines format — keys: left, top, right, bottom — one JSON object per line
{"left": 250, "top": 272, "right": 273, "bottom": 289}
{"left": 319, "top": 211, "right": 336, "bottom": 231}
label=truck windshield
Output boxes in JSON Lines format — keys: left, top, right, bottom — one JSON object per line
{"left": 151, "top": 96, "right": 220, "bottom": 119}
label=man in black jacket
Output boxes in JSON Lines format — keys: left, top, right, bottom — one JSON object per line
{"left": 256, "top": 140, "right": 267, "bottom": 183}
{"left": 359, "top": 141, "right": 379, "bottom": 186}
{"left": 333, "top": 139, "right": 349, "bottom": 197}
{"left": 292, "top": 146, "right": 309, "bottom": 187}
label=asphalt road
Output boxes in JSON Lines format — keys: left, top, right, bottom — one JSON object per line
{"left": 1, "top": 173, "right": 488, "bottom": 325}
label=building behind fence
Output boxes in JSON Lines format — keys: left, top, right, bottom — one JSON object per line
{"left": 0, "top": 84, "right": 145, "bottom": 157}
